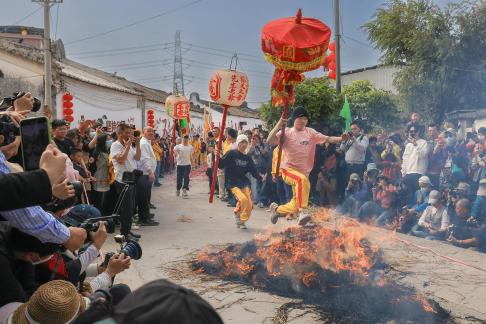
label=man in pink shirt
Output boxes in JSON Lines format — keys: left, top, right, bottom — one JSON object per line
{"left": 266, "top": 107, "right": 343, "bottom": 225}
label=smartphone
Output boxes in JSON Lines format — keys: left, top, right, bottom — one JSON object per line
{"left": 20, "top": 117, "right": 51, "bottom": 171}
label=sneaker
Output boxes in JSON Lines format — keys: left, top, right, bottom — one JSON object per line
{"left": 154, "top": 183, "right": 161, "bottom": 187}
{"left": 150, "top": 204, "right": 156, "bottom": 209}
{"left": 234, "top": 213, "right": 241, "bottom": 228}
{"left": 182, "top": 189, "right": 188, "bottom": 198}
{"left": 257, "top": 202, "right": 265, "bottom": 208}
{"left": 176, "top": 190, "right": 180, "bottom": 197}
{"left": 131, "top": 224, "right": 140, "bottom": 230}
{"left": 140, "top": 220, "right": 159, "bottom": 226}
{"left": 298, "top": 212, "right": 311, "bottom": 226}
{"left": 270, "top": 202, "right": 280, "bottom": 224}
{"left": 239, "top": 223, "right": 247, "bottom": 229}
{"left": 126, "top": 233, "right": 140, "bottom": 242}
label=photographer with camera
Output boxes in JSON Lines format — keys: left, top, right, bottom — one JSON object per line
{"left": 111, "top": 124, "right": 141, "bottom": 240}
{"left": 0, "top": 223, "right": 60, "bottom": 306}
{"left": 340, "top": 121, "right": 369, "bottom": 183}
{"left": 447, "top": 198, "right": 486, "bottom": 252}
{"left": 1, "top": 144, "right": 75, "bottom": 210}
{"left": 401, "top": 125, "right": 429, "bottom": 202}
{"left": 136, "top": 127, "right": 159, "bottom": 226}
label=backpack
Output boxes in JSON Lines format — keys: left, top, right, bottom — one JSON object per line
{"left": 108, "top": 154, "right": 115, "bottom": 185}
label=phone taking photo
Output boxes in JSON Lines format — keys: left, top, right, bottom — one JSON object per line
{"left": 20, "top": 117, "right": 51, "bottom": 170}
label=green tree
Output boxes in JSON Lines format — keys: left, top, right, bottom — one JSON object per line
{"left": 343, "top": 80, "right": 402, "bottom": 132}
{"left": 259, "top": 77, "right": 342, "bottom": 132}
{"left": 364, "top": 0, "right": 486, "bottom": 124}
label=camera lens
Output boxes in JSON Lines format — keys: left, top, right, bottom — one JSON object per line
{"left": 120, "top": 241, "right": 142, "bottom": 260}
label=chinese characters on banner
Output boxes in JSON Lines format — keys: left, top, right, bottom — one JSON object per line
{"left": 174, "top": 101, "right": 189, "bottom": 119}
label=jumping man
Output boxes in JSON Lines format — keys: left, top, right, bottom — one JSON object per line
{"left": 266, "top": 106, "right": 343, "bottom": 226}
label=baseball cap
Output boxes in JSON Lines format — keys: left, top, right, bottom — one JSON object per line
{"left": 236, "top": 134, "right": 249, "bottom": 145}
{"left": 366, "top": 163, "right": 378, "bottom": 173}
{"left": 418, "top": 176, "right": 432, "bottom": 185}
{"left": 428, "top": 190, "right": 441, "bottom": 204}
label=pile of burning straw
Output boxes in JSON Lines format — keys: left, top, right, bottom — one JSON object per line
{"left": 192, "top": 216, "right": 452, "bottom": 323}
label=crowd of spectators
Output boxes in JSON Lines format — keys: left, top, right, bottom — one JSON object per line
{"left": 0, "top": 92, "right": 222, "bottom": 324}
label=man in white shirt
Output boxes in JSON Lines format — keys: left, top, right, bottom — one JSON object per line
{"left": 174, "top": 135, "right": 193, "bottom": 197}
{"left": 111, "top": 124, "right": 141, "bottom": 240}
{"left": 340, "top": 121, "right": 369, "bottom": 181}
{"left": 402, "top": 126, "right": 429, "bottom": 202}
{"left": 411, "top": 190, "right": 450, "bottom": 240}
{"left": 136, "top": 127, "right": 159, "bottom": 226}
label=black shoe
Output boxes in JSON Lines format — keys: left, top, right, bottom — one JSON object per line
{"left": 140, "top": 220, "right": 159, "bottom": 226}
{"left": 150, "top": 204, "right": 156, "bottom": 209}
{"left": 128, "top": 231, "right": 141, "bottom": 239}
{"left": 154, "top": 183, "right": 161, "bottom": 187}
{"left": 149, "top": 213, "right": 155, "bottom": 217}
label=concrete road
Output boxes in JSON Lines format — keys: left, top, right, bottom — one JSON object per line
{"left": 104, "top": 174, "right": 486, "bottom": 323}
{"left": 105, "top": 174, "right": 320, "bottom": 324}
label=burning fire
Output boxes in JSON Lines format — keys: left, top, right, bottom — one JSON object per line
{"left": 192, "top": 209, "right": 450, "bottom": 322}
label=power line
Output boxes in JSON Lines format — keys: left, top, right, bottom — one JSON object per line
{"left": 65, "top": 0, "right": 204, "bottom": 46}
{"left": 180, "top": 46, "right": 268, "bottom": 65}
{"left": 10, "top": 6, "right": 42, "bottom": 26}
{"left": 181, "top": 41, "right": 263, "bottom": 60}
{"left": 71, "top": 45, "right": 175, "bottom": 59}
{"left": 342, "top": 35, "right": 372, "bottom": 48}
{"left": 69, "top": 42, "right": 175, "bottom": 56}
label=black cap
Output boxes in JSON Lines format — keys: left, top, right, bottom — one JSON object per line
{"left": 112, "top": 279, "right": 224, "bottom": 324}
{"left": 292, "top": 106, "right": 309, "bottom": 120}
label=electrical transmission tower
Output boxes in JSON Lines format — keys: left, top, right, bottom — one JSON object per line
{"left": 172, "top": 30, "right": 184, "bottom": 95}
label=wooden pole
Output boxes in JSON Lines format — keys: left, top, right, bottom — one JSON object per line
{"left": 169, "top": 119, "right": 177, "bottom": 174}
{"left": 274, "top": 104, "right": 288, "bottom": 177}
{"left": 209, "top": 105, "right": 229, "bottom": 203}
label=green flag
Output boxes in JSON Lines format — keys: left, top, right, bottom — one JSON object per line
{"left": 339, "top": 96, "right": 352, "bottom": 132}
{"left": 180, "top": 118, "right": 188, "bottom": 129}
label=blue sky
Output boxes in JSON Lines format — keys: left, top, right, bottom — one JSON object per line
{"left": 1, "top": 0, "right": 456, "bottom": 107}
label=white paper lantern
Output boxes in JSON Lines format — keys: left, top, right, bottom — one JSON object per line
{"left": 209, "top": 69, "right": 249, "bottom": 107}
{"left": 165, "top": 95, "right": 189, "bottom": 120}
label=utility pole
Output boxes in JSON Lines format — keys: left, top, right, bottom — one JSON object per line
{"left": 32, "top": 0, "right": 62, "bottom": 110}
{"left": 333, "top": 0, "right": 342, "bottom": 93}
{"left": 173, "top": 30, "right": 184, "bottom": 96}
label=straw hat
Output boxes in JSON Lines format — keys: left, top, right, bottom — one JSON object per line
{"left": 12, "top": 280, "right": 86, "bottom": 324}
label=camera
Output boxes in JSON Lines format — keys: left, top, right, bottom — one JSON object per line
{"left": 88, "top": 288, "right": 112, "bottom": 303}
{"left": 0, "top": 115, "right": 19, "bottom": 145}
{"left": 78, "top": 216, "right": 117, "bottom": 235}
{"left": 44, "top": 181, "right": 84, "bottom": 213}
{"left": 101, "top": 235, "right": 142, "bottom": 268}
{"left": 133, "top": 130, "right": 141, "bottom": 138}
{"left": 0, "top": 92, "right": 42, "bottom": 112}
{"left": 121, "top": 170, "right": 143, "bottom": 185}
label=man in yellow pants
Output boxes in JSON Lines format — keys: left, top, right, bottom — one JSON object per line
{"left": 192, "top": 134, "right": 201, "bottom": 169}
{"left": 266, "top": 106, "right": 343, "bottom": 226}
{"left": 217, "top": 134, "right": 261, "bottom": 229}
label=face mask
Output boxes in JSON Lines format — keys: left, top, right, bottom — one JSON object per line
{"left": 31, "top": 254, "right": 53, "bottom": 265}
{"left": 479, "top": 135, "right": 485, "bottom": 141}
{"left": 90, "top": 131, "right": 96, "bottom": 139}
{"left": 106, "top": 140, "right": 113, "bottom": 149}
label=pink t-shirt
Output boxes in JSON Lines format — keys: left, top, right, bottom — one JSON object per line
{"left": 277, "top": 127, "right": 328, "bottom": 176}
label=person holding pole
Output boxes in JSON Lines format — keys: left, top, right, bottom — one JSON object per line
{"left": 266, "top": 106, "right": 343, "bottom": 226}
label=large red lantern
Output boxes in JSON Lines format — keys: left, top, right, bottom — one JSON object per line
{"left": 208, "top": 57, "right": 249, "bottom": 203}
{"left": 261, "top": 9, "right": 331, "bottom": 176}
{"left": 63, "top": 92, "right": 74, "bottom": 122}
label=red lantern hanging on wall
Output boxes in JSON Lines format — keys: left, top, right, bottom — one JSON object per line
{"left": 208, "top": 55, "right": 249, "bottom": 203}
{"left": 147, "top": 109, "right": 155, "bottom": 128}
{"left": 63, "top": 93, "right": 74, "bottom": 123}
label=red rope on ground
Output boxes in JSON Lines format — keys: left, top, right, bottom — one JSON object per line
{"left": 392, "top": 236, "right": 486, "bottom": 273}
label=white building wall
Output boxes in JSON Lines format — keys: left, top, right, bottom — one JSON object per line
{"left": 60, "top": 77, "right": 141, "bottom": 131}
{"left": 341, "top": 66, "right": 400, "bottom": 93}
{"left": 0, "top": 51, "right": 43, "bottom": 97}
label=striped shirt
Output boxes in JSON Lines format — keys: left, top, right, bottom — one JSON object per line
{"left": 0, "top": 152, "right": 70, "bottom": 244}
